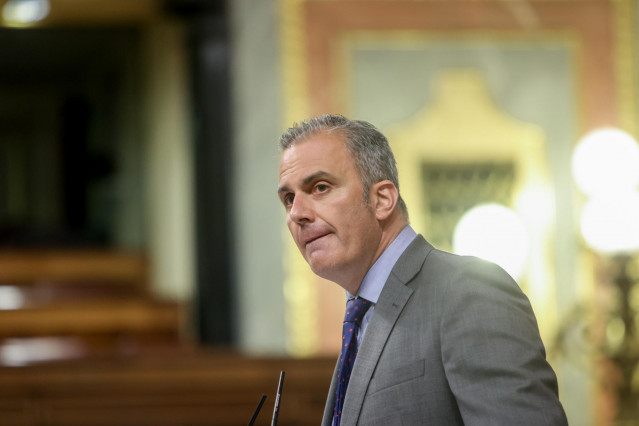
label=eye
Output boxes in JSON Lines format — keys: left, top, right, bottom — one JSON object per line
{"left": 282, "top": 193, "right": 294, "bottom": 207}
{"left": 314, "top": 183, "right": 330, "bottom": 193}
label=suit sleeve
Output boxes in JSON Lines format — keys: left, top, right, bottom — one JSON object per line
{"left": 440, "top": 257, "right": 568, "bottom": 425}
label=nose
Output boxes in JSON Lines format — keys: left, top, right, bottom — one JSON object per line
{"left": 289, "top": 194, "right": 314, "bottom": 224}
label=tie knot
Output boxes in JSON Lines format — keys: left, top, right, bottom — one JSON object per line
{"left": 344, "top": 297, "right": 371, "bottom": 324}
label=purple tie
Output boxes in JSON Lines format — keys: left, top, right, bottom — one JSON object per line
{"left": 333, "top": 297, "right": 371, "bottom": 426}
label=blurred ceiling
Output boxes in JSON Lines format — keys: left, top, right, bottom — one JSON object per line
{"left": 0, "top": 0, "right": 226, "bottom": 85}
{"left": 0, "top": 0, "right": 161, "bottom": 26}
{"left": 0, "top": 0, "right": 226, "bottom": 26}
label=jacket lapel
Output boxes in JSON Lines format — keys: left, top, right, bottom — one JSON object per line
{"left": 340, "top": 236, "right": 431, "bottom": 426}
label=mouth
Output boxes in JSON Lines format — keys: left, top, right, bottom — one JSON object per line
{"left": 303, "top": 232, "right": 330, "bottom": 246}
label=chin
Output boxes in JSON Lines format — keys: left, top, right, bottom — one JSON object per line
{"left": 308, "top": 260, "right": 329, "bottom": 277}
{"left": 309, "top": 261, "right": 349, "bottom": 287}
{"left": 307, "top": 257, "right": 336, "bottom": 279}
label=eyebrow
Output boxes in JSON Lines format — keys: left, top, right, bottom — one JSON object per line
{"left": 277, "top": 170, "right": 334, "bottom": 195}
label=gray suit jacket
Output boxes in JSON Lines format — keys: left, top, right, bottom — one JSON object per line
{"left": 321, "top": 235, "right": 567, "bottom": 425}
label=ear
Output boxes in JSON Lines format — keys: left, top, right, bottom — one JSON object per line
{"left": 370, "top": 180, "right": 399, "bottom": 221}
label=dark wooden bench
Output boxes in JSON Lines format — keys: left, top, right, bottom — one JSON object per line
{"left": 0, "top": 251, "right": 182, "bottom": 363}
{"left": 0, "top": 350, "right": 336, "bottom": 425}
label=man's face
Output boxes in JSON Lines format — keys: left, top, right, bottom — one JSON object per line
{"left": 278, "top": 132, "right": 381, "bottom": 288}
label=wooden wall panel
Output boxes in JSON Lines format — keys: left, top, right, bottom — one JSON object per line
{"left": 0, "top": 352, "right": 335, "bottom": 426}
{"left": 304, "top": 0, "right": 615, "bottom": 130}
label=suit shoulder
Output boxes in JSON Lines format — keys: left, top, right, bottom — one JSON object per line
{"left": 417, "top": 247, "right": 526, "bottom": 300}
{"left": 425, "top": 247, "right": 512, "bottom": 278}
{"left": 396, "top": 236, "right": 521, "bottom": 295}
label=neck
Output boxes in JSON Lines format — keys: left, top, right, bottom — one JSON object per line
{"left": 341, "top": 212, "right": 408, "bottom": 295}
{"left": 379, "top": 211, "right": 408, "bottom": 252}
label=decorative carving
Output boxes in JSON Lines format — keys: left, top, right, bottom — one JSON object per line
{"left": 388, "top": 69, "right": 556, "bottom": 338}
{"left": 421, "top": 162, "right": 515, "bottom": 252}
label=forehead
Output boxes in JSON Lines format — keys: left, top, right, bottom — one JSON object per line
{"left": 279, "top": 131, "right": 355, "bottom": 178}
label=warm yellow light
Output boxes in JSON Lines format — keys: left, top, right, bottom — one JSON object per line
{"left": 0, "top": 286, "right": 24, "bottom": 310}
{"left": 2, "top": 0, "right": 49, "bottom": 26}
{"left": 572, "top": 128, "right": 639, "bottom": 197}
{"left": 453, "top": 203, "right": 529, "bottom": 281}
{"left": 580, "top": 192, "right": 639, "bottom": 255}
{"left": 514, "top": 183, "right": 554, "bottom": 230}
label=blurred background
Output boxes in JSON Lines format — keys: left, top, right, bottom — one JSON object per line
{"left": 0, "top": 0, "right": 638, "bottom": 424}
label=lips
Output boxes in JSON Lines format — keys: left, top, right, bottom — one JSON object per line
{"left": 302, "top": 231, "right": 331, "bottom": 246}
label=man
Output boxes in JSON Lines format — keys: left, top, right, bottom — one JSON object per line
{"left": 277, "top": 114, "right": 567, "bottom": 425}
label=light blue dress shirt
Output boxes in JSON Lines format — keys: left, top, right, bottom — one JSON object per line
{"left": 347, "top": 225, "right": 417, "bottom": 347}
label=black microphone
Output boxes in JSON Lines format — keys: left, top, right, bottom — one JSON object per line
{"left": 271, "top": 371, "right": 285, "bottom": 426}
{"left": 247, "top": 394, "right": 267, "bottom": 426}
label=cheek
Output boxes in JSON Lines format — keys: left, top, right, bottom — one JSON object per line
{"left": 286, "top": 220, "right": 306, "bottom": 251}
{"left": 286, "top": 219, "right": 298, "bottom": 239}
{"left": 344, "top": 209, "right": 377, "bottom": 246}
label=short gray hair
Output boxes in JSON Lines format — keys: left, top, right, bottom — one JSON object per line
{"left": 279, "top": 114, "right": 408, "bottom": 217}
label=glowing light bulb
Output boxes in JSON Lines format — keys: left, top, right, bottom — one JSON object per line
{"left": 2, "top": 0, "right": 50, "bottom": 26}
{"left": 453, "top": 203, "right": 529, "bottom": 280}
{"left": 572, "top": 128, "right": 639, "bottom": 197}
{"left": 580, "top": 192, "right": 639, "bottom": 254}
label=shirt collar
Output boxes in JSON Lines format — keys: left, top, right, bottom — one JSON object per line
{"left": 347, "top": 225, "right": 417, "bottom": 303}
